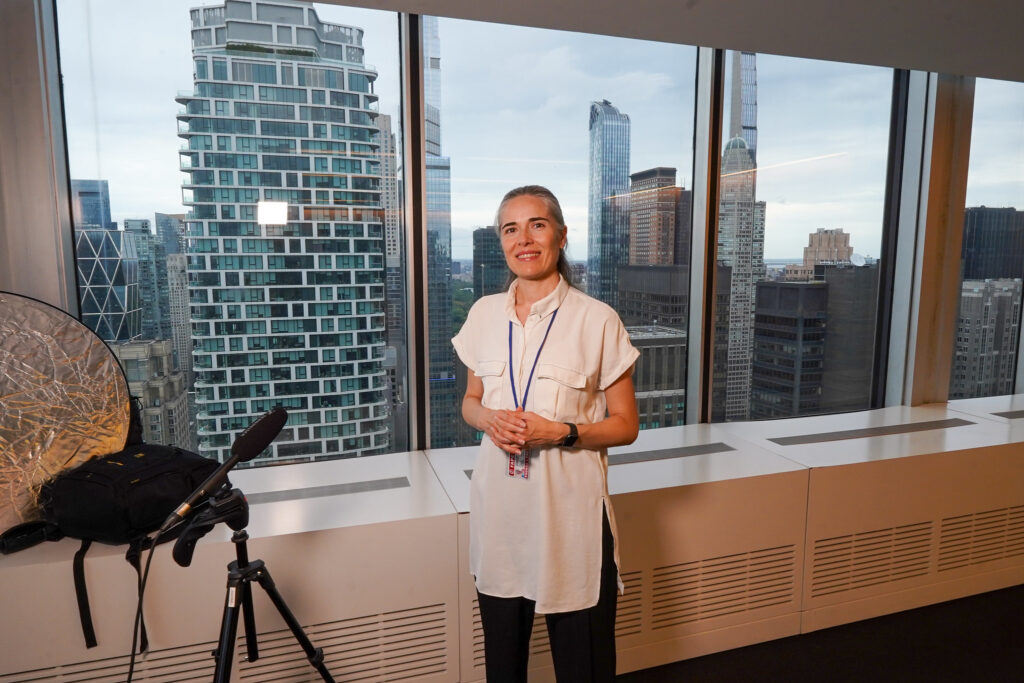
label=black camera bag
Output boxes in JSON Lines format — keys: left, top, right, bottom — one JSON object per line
{"left": 34, "top": 442, "right": 219, "bottom": 650}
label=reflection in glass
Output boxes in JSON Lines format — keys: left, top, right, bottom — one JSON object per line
{"left": 713, "top": 52, "right": 892, "bottom": 421}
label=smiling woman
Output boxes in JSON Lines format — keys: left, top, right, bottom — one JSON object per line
{"left": 454, "top": 185, "right": 640, "bottom": 682}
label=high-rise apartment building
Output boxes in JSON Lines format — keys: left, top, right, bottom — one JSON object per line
{"left": 587, "top": 99, "right": 631, "bottom": 308}
{"left": 950, "top": 278, "right": 1022, "bottom": 399}
{"left": 177, "top": 0, "right": 388, "bottom": 464}
{"left": 70, "top": 179, "right": 116, "bottom": 229}
{"left": 472, "top": 227, "right": 506, "bottom": 298}
{"left": 717, "top": 135, "right": 765, "bottom": 420}
{"left": 124, "top": 219, "right": 171, "bottom": 341}
{"left": 75, "top": 228, "right": 142, "bottom": 342}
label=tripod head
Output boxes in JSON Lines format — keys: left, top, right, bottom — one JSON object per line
{"left": 171, "top": 486, "right": 249, "bottom": 568}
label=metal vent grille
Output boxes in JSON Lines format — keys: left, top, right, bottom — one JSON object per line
{"left": 811, "top": 522, "right": 932, "bottom": 598}
{"left": 0, "top": 641, "right": 216, "bottom": 683}
{"left": 237, "top": 603, "right": 448, "bottom": 682}
{"left": 938, "top": 505, "right": 1024, "bottom": 572}
{"left": 651, "top": 545, "right": 796, "bottom": 630}
{"left": 615, "top": 570, "right": 643, "bottom": 638}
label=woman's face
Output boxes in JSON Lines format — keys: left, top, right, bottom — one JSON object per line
{"left": 497, "top": 194, "right": 567, "bottom": 283}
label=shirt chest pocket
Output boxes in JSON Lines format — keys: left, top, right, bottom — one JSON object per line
{"left": 475, "top": 359, "right": 507, "bottom": 409}
{"left": 533, "top": 362, "right": 588, "bottom": 422}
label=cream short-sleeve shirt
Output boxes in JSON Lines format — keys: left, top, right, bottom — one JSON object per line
{"left": 452, "top": 276, "right": 639, "bottom": 613}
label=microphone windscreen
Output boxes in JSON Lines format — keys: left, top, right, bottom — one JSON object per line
{"left": 231, "top": 407, "right": 288, "bottom": 461}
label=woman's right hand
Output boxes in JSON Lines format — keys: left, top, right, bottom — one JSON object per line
{"left": 481, "top": 407, "right": 527, "bottom": 454}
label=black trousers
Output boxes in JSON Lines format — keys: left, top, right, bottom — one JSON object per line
{"left": 477, "top": 510, "right": 618, "bottom": 683}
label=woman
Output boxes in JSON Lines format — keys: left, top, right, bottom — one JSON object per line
{"left": 452, "top": 185, "right": 640, "bottom": 682}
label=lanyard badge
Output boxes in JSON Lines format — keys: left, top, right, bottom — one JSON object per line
{"left": 507, "top": 310, "right": 558, "bottom": 479}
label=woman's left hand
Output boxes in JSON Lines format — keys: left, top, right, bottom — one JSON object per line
{"left": 515, "top": 408, "right": 568, "bottom": 448}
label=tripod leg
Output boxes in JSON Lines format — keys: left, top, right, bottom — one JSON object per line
{"left": 254, "top": 567, "right": 335, "bottom": 683}
{"left": 213, "top": 583, "right": 242, "bottom": 683}
{"left": 240, "top": 582, "right": 259, "bottom": 663}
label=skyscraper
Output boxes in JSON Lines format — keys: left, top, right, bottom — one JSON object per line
{"left": 111, "top": 339, "right": 193, "bottom": 450}
{"left": 588, "top": 99, "right": 631, "bottom": 308}
{"left": 717, "top": 135, "right": 766, "bottom": 420}
{"left": 166, "top": 252, "right": 193, "bottom": 382}
{"left": 473, "top": 227, "right": 506, "bottom": 299}
{"left": 75, "top": 227, "right": 142, "bottom": 342}
{"left": 178, "top": 0, "right": 388, "bottom": 464}
{"left": 783, "top": 228, "right": 854, "bottom": 281}
{"left": 155, "top": 212, "right": 187, "bottom": 256}
{"left": 70, "top": 179, "right": 116, "bottom": 229}
{"left": 124, "top": 219, "right": 171, "bottom": 341}
{"left": 950, "top": 278, "right": 1022, "bottom": 399}
{"left": 730, "top": 51, "right": 758, "bottom": 164}
{"left": 750, "top": 281, "right": 826, "bottom": 418}
{"left": 716, "top": 50, "right": 764, "bottom": 421}
{"left": 422, "top": 16, "right": 458, "bottom": 449}
{"left": 627, "top": 167, "right": 690, "bottom": 267}
{"left": 961, "top": 206, "right": 1024, "bottom": 280}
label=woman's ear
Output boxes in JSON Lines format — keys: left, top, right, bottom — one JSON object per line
{"left": 560, "top": 226, "right": 568, "bottom": 250}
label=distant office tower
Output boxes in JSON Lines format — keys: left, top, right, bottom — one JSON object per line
{"left": 950, "top": 279, "right": 1022, "bottom": 399}
{"left": 717, "top": 135, "right": 765, "bottom": 420}
{"left": 111, "top": 339, "right": 194, "bottom": 450}
{"left": 628, "top": 167, "right": 690, "bottom": 267}
{"left": 710, "top": 263, "right": 732, "bottom": 422}
{"left": 588, "top": 99, "right": 631, "bottom": 308}
{"left": 378, "top": 113, "right": 408, "bottom": 452}
{"left": 473, "top": 227, "right": 506, "bottom": 299}
{"left": 75, "top": 228, "right": 141, "bottom": 342}
{"left": 818, "top": 262, "right": 878, "bottom": 413}
{"left": 167, "top": 253, "right": 193, "bottom": 377}
{"left": 617, "top": 266, "right": 689, "bottom": 327}
{"left": 155, "top": 212, "right": 187, "bottom": 256}
{"left": 961, "top": 207, "right": 1024, "bottom": 280}
{"left": 422, "top": 16, "right": 458, "bottom": 449}
{"left": 783, "top": 228, "right": 853, "bottom": 280}
{"left": 730, "top": 51, "right": 758, "bottom": 164}
{"left": 178, "top": 0, "right": 388, "bottom": 464}
{"left": 629, "top": 325, "right": 687, "bottom": 429}
{"left": 750, "top": 281, "right": 827, "bottom": 418}
{"left": 70, "top": 179, "right": 116, "bottom": 229}
{"left": 124, "top": 219, "right": 171, "bottom": 341}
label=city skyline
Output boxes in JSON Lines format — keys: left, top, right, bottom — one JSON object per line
{"left": 55, "top": 2, "right": 1023, "bottom": 264}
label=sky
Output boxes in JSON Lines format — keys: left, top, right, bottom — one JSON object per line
{"left": 57, "top": 1, "right": 1023, "bottom": 263}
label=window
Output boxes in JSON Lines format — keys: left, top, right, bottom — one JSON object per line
{"left": 425, "top": 17, "right": 696, "bottom": 447}
{"left": 712, "top": 52, "right": 892, "bottom": 421}
{"left": 57, "top": 0, "right": 406, "bottom": 465}
{"left": 949, "top": 79, "right": 1024, "bottom": 399}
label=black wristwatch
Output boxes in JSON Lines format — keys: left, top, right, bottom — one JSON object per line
{"left": 561, "top": 422, "right": 579, "bottom": 448}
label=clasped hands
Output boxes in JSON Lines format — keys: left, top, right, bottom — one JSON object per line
{"left": 483, "top": 406, "right": 567, "bottom": 455}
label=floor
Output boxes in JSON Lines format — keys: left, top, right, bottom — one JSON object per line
{"left": 617, "top": 583, "right": 1024, "bottom": 682}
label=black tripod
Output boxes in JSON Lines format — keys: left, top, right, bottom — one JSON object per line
{"left": 173, "top": 488, "right": 335, "bottom": 683}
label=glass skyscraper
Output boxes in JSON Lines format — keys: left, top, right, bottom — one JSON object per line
{"left": 177, "top": 0, "right": 388, "bottom": 464}
{"left": 587, "top": 99, "right": 631, "bottom": 308}
{"left": 75, "top": 227, "right": 141, "bottom": 342}
{"left": 422, "top": 16, "right": 458, "bottom": 448}
{"left": 70, "top": 178, "right": 116, "bottom": 229}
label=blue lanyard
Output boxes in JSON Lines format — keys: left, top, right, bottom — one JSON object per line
{"left": 508, "top": 309, "right": 558, "bottom": 410}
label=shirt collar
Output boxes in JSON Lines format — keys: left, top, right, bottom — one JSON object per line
{"left": 504, "top": 275, "right": 570, "bottom": 322}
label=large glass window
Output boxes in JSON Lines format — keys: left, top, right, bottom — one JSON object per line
{"left": 712, "top": 52, "right": 893, "bottom": 421}
{"left": 949, "top": 79, "right": 1024, "bottom": 399}
{"left": 426, "top": 17, "right": 697, "bottom": 445}
{"left": 57, "top": 0, "right": 406, "bottom": 465}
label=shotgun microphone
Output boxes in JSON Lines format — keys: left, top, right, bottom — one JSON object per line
{"left": 157, "top": 407, "right": 288, "bottom": 534}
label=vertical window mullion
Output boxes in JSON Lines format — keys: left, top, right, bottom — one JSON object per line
{"left": 686, "top": 47, "right": 725, "bottom": 424}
